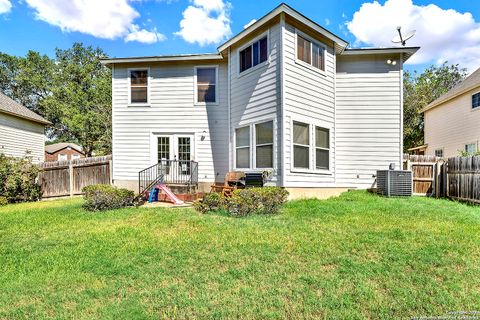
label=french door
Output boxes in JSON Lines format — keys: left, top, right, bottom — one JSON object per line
{"left": 156, "top": 134, "right": 194, "bottom": 181}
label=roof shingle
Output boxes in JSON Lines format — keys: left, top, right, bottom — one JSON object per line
{"left": 0, "top": 92, "right": 51, "bottom": 125}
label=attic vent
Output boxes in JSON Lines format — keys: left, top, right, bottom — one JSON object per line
{"left": 376, "top": 170, "right": 412, "bottom": 197}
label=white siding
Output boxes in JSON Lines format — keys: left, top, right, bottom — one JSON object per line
{"left": 0, "top": 113, "right": 45, "bottom": 163}
{"left": 283, "top": 23, "right": 336, "bottom": 187}
{"left": 112, "top": 62, "right": 229, "bottom": 184}
{"left": 424, "top": 87, "right": 480, "bottom": 157}
{"left": 229, "top": 22, "right": 282, "bottom": 184}
{"left": 335, "top": 54, "right": 402, "bottom": 188}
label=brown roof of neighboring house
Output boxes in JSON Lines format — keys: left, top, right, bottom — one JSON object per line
{"left": 0, "top": 92, "right": 51, "bottom": 125}
{"left": 45, "top": 142, "right": 84, "bottom": 154}
{"left": 421, "top": 67, "right": 480, "bottom": 113}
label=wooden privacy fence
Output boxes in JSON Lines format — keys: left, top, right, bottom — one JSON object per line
{"left": 446, "top": 156, "right": 480, "bottom": 204}
{"left": 38, "top": 155, "right": 112, "bottom": 198}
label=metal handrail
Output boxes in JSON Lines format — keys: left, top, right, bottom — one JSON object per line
{"left": 138, "top": 160, "right": 199, "bottom": 196}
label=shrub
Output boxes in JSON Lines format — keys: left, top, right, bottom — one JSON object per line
{"left": 193, "top": 192, "right": 226, "bottom": 214}
{"left": 255, "top": 187, "right": 290, "bottom": 215}
{"left": 194, "top": 187, "right": 289, "bottom": 217}
{"left": 82, "top": 184, "right": 135, "bottom": 211}
{"left": 0, "top": 196, "right": 8, "bottom": 206}
{"left": 0, "top": 154, "right": 41, "bottom": 203}
{"left": 226, "top": 188, "right": 262, "bottom": 217}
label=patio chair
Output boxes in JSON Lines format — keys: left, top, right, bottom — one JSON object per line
{"left": 210, "top": 171, "right": 246, "bottom": 197}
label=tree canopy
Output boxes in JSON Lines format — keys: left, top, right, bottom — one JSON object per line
{"left": 0, "top": 43, "right": 111, "bottom": 156}
{"left": 403, "top": 63, "right": 467, "bottom": 151}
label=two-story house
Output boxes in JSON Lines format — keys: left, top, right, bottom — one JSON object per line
{"left": 420, "top": 67, "right": 480, "bottom": 158}
{"left": 102, "top": 3, "right": 418, "bottom": 198}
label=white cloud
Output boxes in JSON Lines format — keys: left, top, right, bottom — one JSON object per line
{"left": 125, "top": 25, "right": 166, "bottom": 44}
{"left": 175, "top": 0, "right": 232, "bottom": 46}
{"left": 347, "top": 0, "right": 480, "bottom": 71}
{"left": 24, "top": 0, "right": 164, "bottom": 43}
{"left": 0, "top": 0, "right": 11, "bottom": 14}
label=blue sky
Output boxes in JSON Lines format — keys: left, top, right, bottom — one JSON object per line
{"left": 1, "top": 0, "right": 479, "bottom": 72}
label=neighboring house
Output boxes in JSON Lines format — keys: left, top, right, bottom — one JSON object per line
{"left": 102, "top": 3, "right": 419, "bottom": 197}
{"left": 421, "top": 67, "right": 480, "bottom": 158}
{"left": 45, "top": 143, "right": 85, "bottom": 162}
{"left": 0, "top": 92, "right": 50, "bottom": 163}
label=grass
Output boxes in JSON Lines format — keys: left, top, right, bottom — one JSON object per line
{"left": 0, "top": 191, "right": 480, "bottom": 319}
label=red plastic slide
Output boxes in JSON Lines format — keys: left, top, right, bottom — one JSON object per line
{"left": 156, "top": 184, "right": 184, "bottom": 205}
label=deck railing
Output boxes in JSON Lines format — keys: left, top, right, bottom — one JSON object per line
{"left": 138, "top": 160, "right": 198, "bottom": 195}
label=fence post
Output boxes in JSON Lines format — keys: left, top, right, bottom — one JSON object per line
{"left": 109, "top": 160, "right": 113, "bottom": 185}
{"left": 69, "top": 162, "right": 74, "bottom": 197}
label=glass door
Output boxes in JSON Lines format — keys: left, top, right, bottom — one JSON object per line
{"left": 176, "top": 136, "right": 192, "bottom": 180}
{"left": 155, "top": 134, "right": 193, "bottom": 183}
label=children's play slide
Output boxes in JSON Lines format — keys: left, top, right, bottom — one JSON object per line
{"left": 148, "top": 184, "right": 184, "bottom": 205}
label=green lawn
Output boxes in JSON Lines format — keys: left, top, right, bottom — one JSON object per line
{"left": 1, "top": 191, "right": 480, "bottom": 319}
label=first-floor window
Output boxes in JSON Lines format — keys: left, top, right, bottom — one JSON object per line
{"left": 235, "top": 126, "right": 250, "bottom": 168}
{"left": 292, "top": 121, "right": 331, "bottom": 171}
{"left": 293, "top": 121, "right": 310, "bottom": 169}
{"left": 465, "top": 143, "right": 476, "bottom": 155}
{"left": 435, "top": 149, "right": 443, "bottom": 158}
{"left": 255, "top": 121, "right": 273, "bottom": 168}
{"left": 315, "top": 126, "right": 329, "bottom": 170}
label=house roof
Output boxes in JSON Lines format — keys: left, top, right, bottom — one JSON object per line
{"left": 342, "top": 47, "right": 420, "bottom": 63}
{"left": 217, "top": 3, "right": 348, "bottom": 53}
{"left": 45, "top": 142, "right": 84, "bottom": 154}
{"left": 421, "top": 67, "right": 480, "bottom": 113}
{"left": 101, "top": 53, "right": 223, "bottom": 66}
{"left": 101, "top": 3, "right": 419, "bottom": 66}
{"left": 407, "top": 144, "right": 428, "bottom": 152}
{"left": 0, "top": 92, "right": 51, "bottom": 125}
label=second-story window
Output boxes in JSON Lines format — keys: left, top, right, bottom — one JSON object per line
{"left": 297, "top": 34, "right": 325, "bottom": 71}
{"left": 130, "top": 69, "right": 148, "bottom": 104}
{"left": 239, "top": 36, "right": 268, "bottom": 73}
{"left": 472, "top": 92, "right": 480, "bottom": 109}
{"left": 196, "top": 67, "right": 217, "bottom": 104}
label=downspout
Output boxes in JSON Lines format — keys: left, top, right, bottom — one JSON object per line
{"left": 111, "top": 63, "right": 115, "bottom": 186}
{"left": 333, "top": 45, "right": 337, "bottom": 186}
{"left": 399, "top": 53, "right": 404, "bottom": 167}
{"left": 227, "top": 47, "right": 232, "bottom": 172}
{"left": 279, "top": 13, "right": 286, "bottom": 187}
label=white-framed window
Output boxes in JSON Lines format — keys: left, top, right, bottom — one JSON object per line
{"left": 472, "top": 92, "right": 480, "bottom": 109}
{"left": 239, "top": 34, "right": 268, "bottom": 73}
{"left": 465, "top": 143, "right": 477, "bottom": 155}
{"left": 255, "top": 121, "right": 274, "bottom": 168}
{"left": 292, "top": 120, "right": 331, "bottom": 173}
{"left": 295, "top": 30, "right": 326, "bottom": 72}
{"left": 234, "top": 120, "right": 275, "bottom": 170}
{"left": 235, "top": 126, "right": 250, "bottom": 169}
{"left": 292, "top": 121, "right": 310, "bottom": 169}
{"left": 315, "top": 126, "right": 330, "bottom": 170}
{"left": 72, "top": 154, "right": 81, "bottom": 160}
{"left": 128, "top": 68, "right": 149, "bottom": 105}
{"left": 195, "top": 66, "right": 218, "bottom": 104}
{"left": 434, "top": 149, "right": 443, "bottom": 158}
{"left": 58, "top": 154, "right": 67, "bottom": 161}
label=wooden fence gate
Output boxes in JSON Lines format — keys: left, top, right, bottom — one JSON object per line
{"left": 38, "top": 155, "right": 112, "bottom": 198}
{"left": 403, "top": 154, "right": 443, "bottom": 197}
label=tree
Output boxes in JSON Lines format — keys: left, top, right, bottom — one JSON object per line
{"left": 0, "top": 43, "right": 112, "bottom": 156}
{"left": 403, "top": 63, "right": 467, "bottom": 151}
